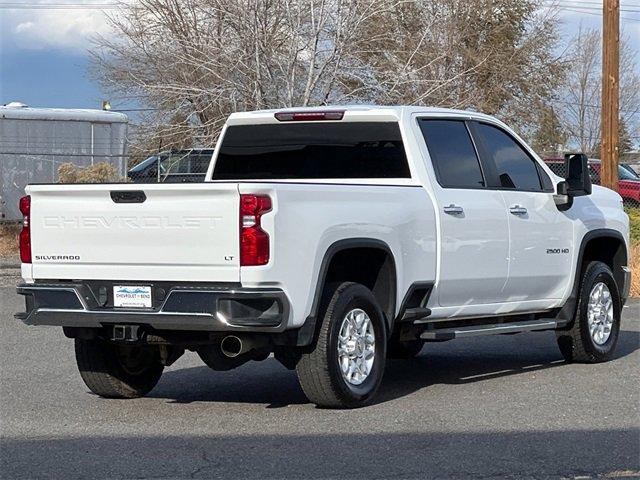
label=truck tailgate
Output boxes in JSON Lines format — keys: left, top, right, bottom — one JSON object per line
{"left": 26, "top": 183, "right": 240, "bottom": 282}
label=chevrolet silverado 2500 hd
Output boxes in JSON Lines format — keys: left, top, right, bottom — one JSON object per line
{"left": 16, "top": 106, "right": 631, "bottom": 408}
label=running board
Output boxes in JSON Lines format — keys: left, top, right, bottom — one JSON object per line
{"left": 401, "top": 307, "right": 432, "bottom": 322}
{"left": 420, "top": 319, "right": 561, "bottom": 340}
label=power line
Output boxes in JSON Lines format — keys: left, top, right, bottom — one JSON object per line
{"left": 542, "top": 2, "right": 640, "bottom": 21}
{"left": 544, "top": 4, "right": 640, "bottom": 13}
{"left": 554, "top": 7, "right": 640, "bottom": 21}
{"left": 552, "top": 99, "right": 640, "bottom": 115}
{"left": 0, "top": 2, "right": 120, "bottom": 9}
{"left": 550, "top": 0, "right": 640, "bottom": 6}
{"left": 545, "top": 0, "right": 640, "bottom": 7}
{"left": 543, "top": 1, "right": 640, "bottom": 11}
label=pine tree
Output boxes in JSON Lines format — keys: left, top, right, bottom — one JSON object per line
{"left": 532, "top": 106, "right": 566, "bottom": 156}
{"left": 619, "top": 118, "right": 634, "bottom": 156}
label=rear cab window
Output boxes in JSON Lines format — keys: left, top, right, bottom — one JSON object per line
{"left": 212, "top": 122, "right": 410, "bottom": 180}
{"left": 418, "top": 119, "right": 485, "bottom": 189}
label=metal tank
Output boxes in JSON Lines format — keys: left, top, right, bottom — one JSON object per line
{"left": 0, "top": 103, "right": 128, "bottom": 221}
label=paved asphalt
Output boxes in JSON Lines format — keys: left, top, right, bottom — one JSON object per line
{"left": 1, "top": 283, "right": 638, "bottom": 479}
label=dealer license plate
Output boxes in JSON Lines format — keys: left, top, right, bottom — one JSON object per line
{"left": 113, "top": 285, "right": 152, "bottom": 308}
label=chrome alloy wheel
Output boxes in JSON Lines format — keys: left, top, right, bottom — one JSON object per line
{"left": 587, "top": 282, "right": 614, "bottom": 345}
{"left": 338, "top": 308, "right": 376, "bottom": 386}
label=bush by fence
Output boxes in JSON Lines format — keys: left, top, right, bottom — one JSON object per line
{"left": 57, "top": 162, "right": 121, "bottom": 184}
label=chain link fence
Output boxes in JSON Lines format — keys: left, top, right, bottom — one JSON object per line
{"left": 127, "top": 149, "right": 213, "bottom": 183}
{"left": 0, "top": 105, "right": 129, "bottom": 221}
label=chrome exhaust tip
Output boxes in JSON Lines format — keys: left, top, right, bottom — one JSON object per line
{"left": 220, "top": 335, "right": 244, "bottom": 358}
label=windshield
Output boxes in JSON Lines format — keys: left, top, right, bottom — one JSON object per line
{"left": 129, "top": 155, "right": 162, "bottom": 173}
{"left": 619, "top": 164, "right": 640, "bottom": 181}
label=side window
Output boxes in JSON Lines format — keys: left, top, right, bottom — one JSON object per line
{"left": 475, "top": 123, "right": 542, "bottom": 191}
{"left": 535, "top": 162, "right": 554, "bottom": 191}
{"left": 418, "top": 119, "right": 485, "bottom": 189}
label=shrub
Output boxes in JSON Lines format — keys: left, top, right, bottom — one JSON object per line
{"left": 0, "top": 224, "right": 20, "bottom": 258}
{"left": 57, "top": 162, "right": 120, "bottom": 183}
{"left": 627, "top": 208, "right": 640, "bottom": 245}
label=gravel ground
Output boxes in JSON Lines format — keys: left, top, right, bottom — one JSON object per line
{"left": 1, "top": 284, "right": 638, "bottom": 479}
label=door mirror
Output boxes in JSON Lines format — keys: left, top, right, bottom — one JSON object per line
{"left": 564, "top": 153, "right": 592, "bottom": 197}
{"left": 554, "top": 153, "right": 591, "bottom": 211}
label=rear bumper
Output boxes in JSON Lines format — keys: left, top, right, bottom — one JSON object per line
{"left": 16, "top": 282, "right": 290, "bottom": 332}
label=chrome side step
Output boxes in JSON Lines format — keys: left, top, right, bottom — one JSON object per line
{"left": 420, "top": 319, "right": 561, "bottom": 340}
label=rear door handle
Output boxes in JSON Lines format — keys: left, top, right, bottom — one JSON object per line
{"left": 509, "top": 205, "right": 527, "bottom": 216}
{"left": 444, "top": 204, "right": 464, "bottom": 215}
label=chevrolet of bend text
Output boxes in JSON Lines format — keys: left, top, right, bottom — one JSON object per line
{"left": 16, "top": 106, "right": 630, "bottom": 408}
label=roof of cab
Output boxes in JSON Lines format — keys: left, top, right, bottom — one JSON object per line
{"left": 226, "top": 105, "right": 498, "bottom": 126}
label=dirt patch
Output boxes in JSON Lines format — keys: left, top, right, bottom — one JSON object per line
{"left": 0, "top": 224, "right": 19, "bottom": 258}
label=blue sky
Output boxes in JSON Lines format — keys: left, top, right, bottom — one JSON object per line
{"left": 0, "top": 1, "right": 639, "bottom": 112}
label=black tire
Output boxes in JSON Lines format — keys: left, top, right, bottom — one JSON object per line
{"left": 556, "top": 261, "right": 622, "bottom": 363}
{"left": 296, "top": 282, "right": 387, "bottom": 409}
{"left": 387, "top": 337, "right": 424, "bottom": 359}
{"left": 75, "top": 339, "right": 164, "bottom": 398}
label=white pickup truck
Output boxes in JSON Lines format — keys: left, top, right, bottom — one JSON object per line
{"left": 16, "top": 106, "right": 631, "bottom": 408}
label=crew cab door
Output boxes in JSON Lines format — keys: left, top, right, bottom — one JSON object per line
{"left": 418, "top": 119, "right": 510, "bottom": 307}
{"left": 470, "top": 122, "right": 573, "bottom": 301}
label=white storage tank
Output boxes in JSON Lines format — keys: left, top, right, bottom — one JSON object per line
{"left": 0, "top": 102, "right": 128, "bottom": 221}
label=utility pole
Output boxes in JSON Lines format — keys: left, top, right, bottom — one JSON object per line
{"left": 600, "top": 0, "right": 619, "bottom": 192}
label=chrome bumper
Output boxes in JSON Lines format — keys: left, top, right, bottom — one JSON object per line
{"left": 16, "top": 282, "right": 290, "bottom": 332}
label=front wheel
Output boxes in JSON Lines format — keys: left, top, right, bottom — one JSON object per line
{"left": 296, "top": 282, "right": 387, "bottom": 408}
{"left": 75, "top": 339, "right": 164, "bottom": 398}
{"left": 556, "top": 261, "right": 622, "bottom": 363}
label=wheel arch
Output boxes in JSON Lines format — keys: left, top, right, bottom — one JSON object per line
{"left": 296, "top": 238, "right": 398, "bottom": 346}
{"left": 557, "top": 228, "right": 628, "bottom": 322}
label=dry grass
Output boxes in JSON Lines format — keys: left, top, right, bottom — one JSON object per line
{"left": 0, "top": 224, "right": 20, "bottom": 258}
{"left": 629, "top": 243, "right": 640, "bottom": 298}
{"left": 58, "top": 162, "right": 120, "bottom": 183}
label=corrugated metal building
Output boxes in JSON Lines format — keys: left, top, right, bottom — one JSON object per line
{"left": 0, "top": 103, "right": 128, "bottom": 221}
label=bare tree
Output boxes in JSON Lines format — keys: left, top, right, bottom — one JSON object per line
{"left": 352, "top": 0, "right": 564, "bottom": 131}
{"left": 560, "top": 27, "right": 640, "bottom": 155}
{"left": 91, "top": 0, "right": 565, "bottom": 152}
{"left": 92, "top": 0, "right": 395, "bottom": 149}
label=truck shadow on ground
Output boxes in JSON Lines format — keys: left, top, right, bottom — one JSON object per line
{"left": 148, "top": 328, "right": 639, "bottom": 408}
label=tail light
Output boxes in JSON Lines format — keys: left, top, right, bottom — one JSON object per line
{"left": 19, "top": 195, "right": 31, "bottom": 263}
{"left": 240, "top": 194, "right": 271, "bottom": 266}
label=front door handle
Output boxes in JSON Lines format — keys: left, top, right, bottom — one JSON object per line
{"left": 509, "top": 205, "right": 528, "bottom": 216}
{"left": 444, "top": 204, "right": 464, "bottom": 215}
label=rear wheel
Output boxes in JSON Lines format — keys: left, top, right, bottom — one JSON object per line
{"left": 75, "top": 339, "right": 164, "bottom": 398}
{"left": 296, "top": 282, "right": 387, "bottom": 408}
{"left": 556, "top": 261, "right": 622, "bottom": 363}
